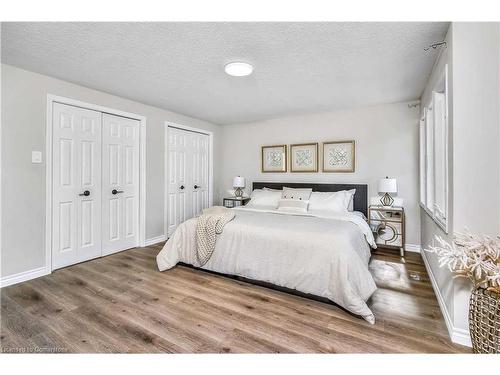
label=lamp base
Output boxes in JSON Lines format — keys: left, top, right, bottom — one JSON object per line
{"left": 234, "top": 187, "right": 244, "bottom": 198}
{"left": 380, "top": 193, "right": 394, "bottom": 207}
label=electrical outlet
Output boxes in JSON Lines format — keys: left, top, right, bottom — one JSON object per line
{"left": 32, "top": 151, "right": 43, "bottom": 164}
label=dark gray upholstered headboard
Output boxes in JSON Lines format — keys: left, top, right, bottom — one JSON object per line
{"left": 252, "top": 182, "right": 368, "bottom": 217}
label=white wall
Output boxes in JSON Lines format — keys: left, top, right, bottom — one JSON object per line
{"left": 420, "top": 25, "right": 457, "bottom": 330}
{"left": 451, "top": 22, "right": 500, "bottom": 337}
{"left": 1, "top": 64, "right": 221, "bottom": 278}
{"left": 420, "top": 22, "right": 500, "bottom": 347}
{"left": 219, "top": 102, "right": 421, "bottom": 245}
{"left": 452, "top": 23, "right": 500, "bottom": 236}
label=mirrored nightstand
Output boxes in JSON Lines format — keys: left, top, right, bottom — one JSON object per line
{"left": 368, "top": 205, "right": 405, "bottom": 257}
{"left": 223, "top": 197, "right": 250, "bottom": 208}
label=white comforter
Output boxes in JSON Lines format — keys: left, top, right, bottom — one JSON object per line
{"left": 156, "top": 207, "right": 378, "bottom": 323}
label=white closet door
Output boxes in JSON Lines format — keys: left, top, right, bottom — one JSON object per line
{"left": 166, "top": 127, "right": 189, "bottom": 236}
{"left": 52, "top": 103, "right": 102, "bottom": 270}
{"left": 166, "top": 128, "right": 209, "bottom": 236}
{"left": 190, "top": 132, "right": 209, "bottom": 216}
{"left": 102, "top": 113, "right": 140, "bottom": 255}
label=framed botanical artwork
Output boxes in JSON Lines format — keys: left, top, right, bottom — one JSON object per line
{"left": 261, "top": 145, "right": 287, "bottom": 173}
{"left": 290, "top": 143, "right": 318, "bottom": 172}
{"left": 322, "top": 140, "right": 355, "bottom": 172}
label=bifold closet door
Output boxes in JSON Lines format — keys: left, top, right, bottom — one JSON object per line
{"left": 101, "top": 113, "right": 140, "bottom": 255}
{"left": 166, "top": 127, "right": 209, "bottom": 237}
{"left": 190, "top": 132, "right": 209, "bottom": 217}
{"left": 52, "top": 103, "right": 102, "bottom": 270}
{"left": 166, "top": 127, "right": 188, "bottom": 237}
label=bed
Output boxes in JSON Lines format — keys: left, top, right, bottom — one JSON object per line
{"left": 156, "top": 182, "right": 378, "bottom": 323}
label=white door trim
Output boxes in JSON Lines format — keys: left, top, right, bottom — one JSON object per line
{"left": 46, "top": 94, "right": 147, "bottom": 274}
{"left": 164, "top": 122, "right": 214, "bottom": 238}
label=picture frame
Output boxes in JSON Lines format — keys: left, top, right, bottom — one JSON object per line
{"left": 261, "top": 145, "right": 287, "bottom": 173}
{"left": 322, "top": 140, "right": 355, "bottom": 172}
{"left": 290, "top": 143, "right": 319, "bottom": 173}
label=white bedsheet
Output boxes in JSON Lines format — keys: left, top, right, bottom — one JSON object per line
{"left": 156, "top": 206, "right": 378, "bottom": 323}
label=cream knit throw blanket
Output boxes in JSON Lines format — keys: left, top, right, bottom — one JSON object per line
{"left": 196, "top": 206, "right": 235, "bottom": 266}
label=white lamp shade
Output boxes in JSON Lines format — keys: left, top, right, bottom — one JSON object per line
{"left": 378, "top": 178, "right": 397, "bottom": 193}
{"left": 233, "top": 176, "right": 245, "bottom": 188}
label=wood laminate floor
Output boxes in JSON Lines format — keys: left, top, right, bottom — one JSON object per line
{"left": 0, "top": 244, "right": 470, "bottom": 353}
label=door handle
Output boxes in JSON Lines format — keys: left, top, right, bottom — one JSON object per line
{"left": 194, "top": 185, "right": 200, "bottom": 189}
{"left": 180, "top": 185, "right": 185, "bottom": 190}
{"left": 112, "top": 189, "right": 124, "bottom": 195}
{"left": 79, "top": 190, "right": 91, "bottom": 197}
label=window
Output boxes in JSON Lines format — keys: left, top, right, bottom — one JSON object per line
{"left": 425, "top": 103, "right": 434, "bottom": 211}
{"left": 419, "top": 113, "right": 426, "bottom": 206}
{"left": 433, "top": 90, "right": 447, "bottom": 227}
{"left": 420, "top": 64, "right": 449, "bottom": 232}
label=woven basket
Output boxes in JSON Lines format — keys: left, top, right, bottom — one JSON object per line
{"left": 469, "top": 287, "right": 500, "bottom": 353}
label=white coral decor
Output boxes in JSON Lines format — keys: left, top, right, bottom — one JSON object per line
{"left": 425, "top": 230, "right": 500, "bottom": 293}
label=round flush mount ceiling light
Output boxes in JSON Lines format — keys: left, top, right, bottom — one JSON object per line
{"left": 224, "top": 62, "right": 254, "bottom": 77}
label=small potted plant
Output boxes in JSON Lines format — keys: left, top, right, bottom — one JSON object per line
{"left": 425, "top": 230, "right": 500, "bottom": 353}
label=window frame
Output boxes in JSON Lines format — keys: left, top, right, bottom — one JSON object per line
{"left": 420, "top": 64, "right": 449, "bottom": 233}
{"left": 419, "top": 110, "right": 427, "bottom": 208}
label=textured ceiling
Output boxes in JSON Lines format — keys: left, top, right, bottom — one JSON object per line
{"left": 1, "top": 22, "right": 448, "bottom": 125}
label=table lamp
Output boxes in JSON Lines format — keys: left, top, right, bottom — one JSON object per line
{"left": 233, "top": 176, "right": 245, "bottom": 198}
{"left": 378, "top": 177, "right": 397, "bottom": 207}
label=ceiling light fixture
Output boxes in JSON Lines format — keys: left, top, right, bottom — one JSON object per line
{"left": 224, "top": 62, "right": 253, "bottom": 77}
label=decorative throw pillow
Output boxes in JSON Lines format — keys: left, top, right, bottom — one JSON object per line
{"left": 246, "top": 189, "right": 282, "bottom": 209}
{"left": 282, "top": 187, "right": 313, "bottom": 201}
{"left": 277, "top": 198, "right": 309, "bottom": 213}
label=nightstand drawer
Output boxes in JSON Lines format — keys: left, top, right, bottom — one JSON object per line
{"left": 372, "top": 221, "right": 403, "bottom": 248}
{"left": 224, "top": 200, "right": 236, "bottom": 208}
{"left": 370, "top": 220, "right": 403, "bottom": 232}
{"left": 369, "top": 209, "right": 403, "bottom": 222}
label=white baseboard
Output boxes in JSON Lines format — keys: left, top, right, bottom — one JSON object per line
{"left": 451, "top": 326, "right": 473, "bottom": 347}
{"left": 0, "top": 266, "right": 50, "bottom": 288}
{"left": 421, "top": 250, "right": 472, "bottom": 347}
{"left": 405, "top": 243, "right": 421, "bottom": 253}
{"left": 144, "top": 235, "right": 166, "bottom": 247}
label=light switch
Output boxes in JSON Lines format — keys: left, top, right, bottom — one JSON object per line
{"left": 32, "top": 151, "right": 43, "bottom": 164}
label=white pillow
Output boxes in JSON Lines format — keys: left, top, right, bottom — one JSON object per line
{"left": 308, "top": 189, "right": 356, "bottom": 213}
{"left": 277, "top": 198, "right": 309, "bottom": 213}
{"left": 263, "top": 187, "right": 282, "bottom": 192}
{"left": 282, "top": 187, "right": 312, "bottom": 201}
{"left": 351, "top": 211, "right": 367, "bottom": 221}
{"left": 246, "top": 189, "right": 282, "bottom": 209}
{"left": 347, "top": 190, "right": 355, "bottom": 211}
